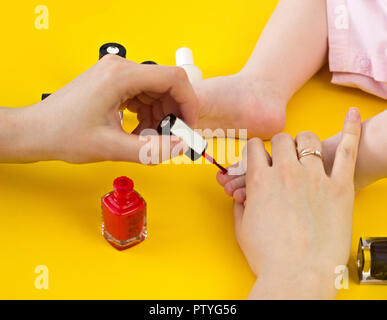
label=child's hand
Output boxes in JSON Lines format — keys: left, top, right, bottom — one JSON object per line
{"left": 0, "top": 55, "right": 198, "bottom": 163}
{"left": 234, "top": 108, "right": 361, "bottom": 299}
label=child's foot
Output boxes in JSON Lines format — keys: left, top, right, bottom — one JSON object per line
{"left": 193, "top": 72, "right": 287, "bottom": 139}
{"left": 216, "top": 163, "right": 247, "bottom": 204}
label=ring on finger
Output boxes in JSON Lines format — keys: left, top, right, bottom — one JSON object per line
{"left": 297, "top": 148, "right": 323, "bottom": 161}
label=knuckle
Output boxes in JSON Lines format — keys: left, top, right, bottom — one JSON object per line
{"left": 296, "top": 131, "right": 320, "bottom": 145}
{"left": 272, "top": 132, "right": 293, "bottom": 143}
{"left": 171, "top": 66, "right": 189, "bottom": 82}
{"left": 100, "top": 55, "right": 123, "bottom": 80}
{"left": 338, "top": 144, "right": 356, "bottom": 161}
{"left": 299, "top": 131, "right": 316, "bottom": 139}
{"left": 247, "top": 137, "right": 264, "bottom": 151}
{"left": 101, "top": 53, "right": 118, "bottom": 62}
{"left": 101, "top": 53, "right": 122, "bottom": 68}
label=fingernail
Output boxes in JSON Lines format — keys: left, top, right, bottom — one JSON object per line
{"left": 346, "top": 107, "right": 361, "bottom": 122}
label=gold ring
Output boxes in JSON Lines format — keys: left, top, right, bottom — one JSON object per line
{"left": 297, "top": 148, "right": 323, "bottom": 161}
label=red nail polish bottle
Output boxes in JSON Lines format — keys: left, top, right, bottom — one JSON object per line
{"left": 101, "top": 176, "right": 147, "bottom": 250}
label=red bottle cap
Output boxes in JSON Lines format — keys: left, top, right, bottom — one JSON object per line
{"left": 102, "top": 176, "right": 146, "bottom": 246}
{"left": 113, "top": 176, "right": 135, "bottom": 203}
{"left": 113, "top": 176, "right": 134, "bottom": 193}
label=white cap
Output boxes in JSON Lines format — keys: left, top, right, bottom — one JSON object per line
{"left": 158, "top": 114, "right": 208, "bottom": 160}
{"left": 176, "top": 47, "right": 194, "bottom": 66}
{"left": 107, "top": 46, "right": 120, "bottom": 55}
{"left": 170, "top": 117, "right": 207, "bottom": 156}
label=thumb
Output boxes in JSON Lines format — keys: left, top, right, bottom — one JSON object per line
{"left": 104, "top": 129, "right": 186, "bottom": 164}
{"left": 331, "top": 108, "right": 362, "bottom": 182}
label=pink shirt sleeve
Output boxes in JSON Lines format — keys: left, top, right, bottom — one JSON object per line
{"left": 327, "top": 0, "right": 387, "bottom": 99}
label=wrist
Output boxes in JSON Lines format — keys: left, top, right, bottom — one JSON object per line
{"left": 0, "top": 104, "right": 55, "bottom": 163}
{"left": 249, "top": 266, "right": 338, "bottom": 300}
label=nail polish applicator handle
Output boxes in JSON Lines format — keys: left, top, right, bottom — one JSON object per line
{"left": 157, "top": 114, "right": 228, "bottom": 173}
{"left": 157, "top": 114, "right": 207, "bottom": 161}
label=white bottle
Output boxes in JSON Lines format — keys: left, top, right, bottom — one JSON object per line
{"left": 175, "top": 47, "right": 203, "bottom": 83}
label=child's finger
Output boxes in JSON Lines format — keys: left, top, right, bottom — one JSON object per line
{"left": 331, "top": 108, "right": 362, "bottom": 182}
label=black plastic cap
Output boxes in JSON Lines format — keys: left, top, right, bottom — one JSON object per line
{"left": 41, "top": 93, "right": 51, "bottom": 100}
{"left": 158, "top": 114, "right": 206, "bottom": 161}
{"left": 141, "top": 61, "right": 158, "bottom": 65}
{"left": 99, "top": 43, "right": 127, "bottom": 60}
{"left": 157, "top": 114, "right": 177, "bottom": 135}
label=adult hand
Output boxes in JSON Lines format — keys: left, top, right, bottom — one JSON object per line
{"left": 230, "top": 108, "right": 361, "bottom": 299}
{"left": 0, "top": 55, "right": 198, "bottom": 163}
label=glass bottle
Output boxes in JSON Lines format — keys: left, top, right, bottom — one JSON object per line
{"left": 357, "top": 237, "right": 387, "bottom": 284}
{"left": 101, "top": 176, "right": 147, "bottom": 250}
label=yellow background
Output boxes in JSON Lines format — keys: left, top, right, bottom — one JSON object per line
{"left": 0, "top": 0, "right": 386, "bottom": 299}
